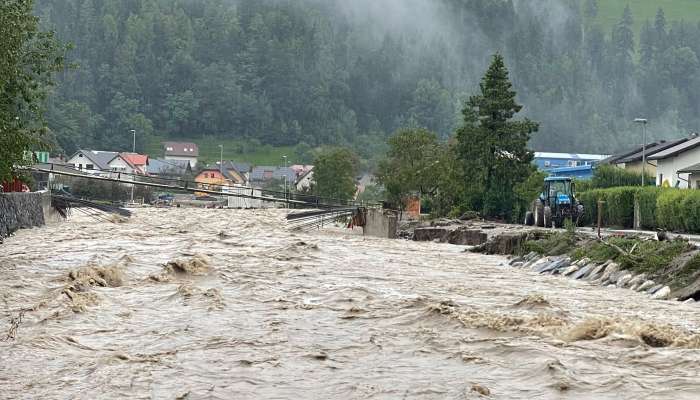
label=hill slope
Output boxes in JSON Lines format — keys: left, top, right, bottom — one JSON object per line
{"left": 596, "top": 0, "right": 700, "bottom": 35}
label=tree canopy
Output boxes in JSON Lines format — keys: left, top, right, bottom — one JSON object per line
{"left": 456, "top": 54, "right": 538, "bottom": 219}
{"left": 0, "top": 0, "right": 64, "bottom": 182}
{"left": 33, "top": 0, "right": 700, "bottom": 158}
{"left": 312, "top": 148, "right": 359, "bottom": 201}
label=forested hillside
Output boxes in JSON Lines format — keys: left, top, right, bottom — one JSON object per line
{"left": 37, "top": 0, "right": 700, "bottom": 157}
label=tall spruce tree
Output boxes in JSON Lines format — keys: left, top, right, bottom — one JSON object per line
{"left": 455, "top": 54, "right": 538, "bottom": 220}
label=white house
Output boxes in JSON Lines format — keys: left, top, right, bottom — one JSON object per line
{"left": 648, "top": 135, "right": 700, "bottom": 188}
{"left": 66, "top": 150, "right": 119, "bottom": 175}
{"left": 163, "top": 142, "right": 199, "bottom": 167}
{"left": 295, "top": 169, "right": 314, "bottom": 192}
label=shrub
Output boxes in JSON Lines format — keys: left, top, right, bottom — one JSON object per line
{"left": 656, "top": 190, "right": 687, "bottom": 231}
{"left": 634, "top": 187, "right": 662, "bottom": 230}
{"left": 591, "top": 164, "right": 654, "bottom": 189}
{"left": 577, "top": 187, "right": 638, "bottom": 228}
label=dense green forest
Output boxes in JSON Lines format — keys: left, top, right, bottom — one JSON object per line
{"left": 37, "top": 0, "right": 700, "bottom": 158}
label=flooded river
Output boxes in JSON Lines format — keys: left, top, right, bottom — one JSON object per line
{"left": 2, "top": 208, "right": 700, "bottom": 399}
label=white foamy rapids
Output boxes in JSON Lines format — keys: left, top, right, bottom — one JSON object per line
{"left": 1, "top": 208, "right": 700, "bottom": 399}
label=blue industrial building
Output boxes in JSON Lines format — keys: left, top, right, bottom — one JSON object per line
{"left": 533, "top": 152, "right": 609, "bottom": 180}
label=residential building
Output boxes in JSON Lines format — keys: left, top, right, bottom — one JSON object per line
{"left": 163, "top": 142, "right": 199, "bottom": 167}
{"left": 678, "top": 163, "right": 700, "bottom": 189}
{"left": 533, "top": 152, "right": 609, "bottom": 170}
{"left": 194, "top": 165, "right": 246, "bottom": 195}
{"left": 66, "top": 150, "right": 120, "bottom": 175}
{"left": 648, "top": 135, "right": 700, "bottom": 188}
{"left": 250, "top": 166, "right": 276, "bottom": 183}
{"left": 120, "top": 153, "right": 149, "bottom": 175}
{"left": 295, "top": 169, "right": 314, "bottom": 192}
{"left": 601, "top": 138, "right": 689, "bottom": 175}
{"left": 146, "top": 159, "right": 192, "bottom": 177}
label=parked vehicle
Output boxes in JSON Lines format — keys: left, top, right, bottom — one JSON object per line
{"left": 525, "top": 176, "right": 583, "bottom": 228}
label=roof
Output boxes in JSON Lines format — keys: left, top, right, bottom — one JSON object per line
{"left": 548, "top": 165, "right": 593, "bottom": 173}
{"left": 230, "top": 161, "right": 251, "bottom": 174}
{"left": 120, "top": 153, "right": 149, "bottom": 167}
{"left": 70, "top": 150, "right": 119, "bottom": 170}
{"left": 272, "top": 167, "right": 296, "bottom": 181}
{"left": 545, "top": 176, "right": 574, "bottom": 181}
{"left": 615, "top": 138, "right": 689, "bottom": 164}
{"left": 295, "top": 168, "right": 314, "bottom": 184}
{"left": 146, "top": 159, "right": 191, "bottom": 175}
{"left": 163, "top": 142, "right": 199, "bottom": 157}
{"left": 648, "top": 136, "right": 700, "bottom": 160}
{"left": 678, "top": 163, "right": 700, "bottom": 174}
{"left": 534, "top": 152, "right": 609, "bottom": 161}
{"left": 250, "top": 166, "right": 276, "bottom": 181}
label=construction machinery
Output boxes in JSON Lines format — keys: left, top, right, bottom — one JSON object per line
{"left": 524, "top": 176, "right": 583, "bottom": 228}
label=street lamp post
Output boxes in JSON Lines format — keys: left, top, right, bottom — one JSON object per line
{"left": 282, "top": 155, "right": 288, "bottom": 208}
{"left": 218, "top": 145, "right": 223, "bottom": 176}
{"left": 634, "top": 118, "right": 648, "bottom": 186}
{"left": 130, "top": 129, "right": 136, "bottom": 204}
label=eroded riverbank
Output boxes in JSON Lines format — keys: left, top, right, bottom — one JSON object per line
{"left": 1, "top": 208, "right": 700, "bottom": 399}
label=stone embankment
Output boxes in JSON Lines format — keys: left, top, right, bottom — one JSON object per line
{"left": 506, "top": 253, "right": 682, "bottom": 301}
{"left": 0, "top": 191, "right": 53, "bottom": 242}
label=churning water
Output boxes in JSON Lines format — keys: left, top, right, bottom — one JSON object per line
{"left": 1, "top": 208, "right": 700, "bottom": 399}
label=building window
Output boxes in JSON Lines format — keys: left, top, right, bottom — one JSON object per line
{"left": 86, "top": 164, "right": 94, "bottom": 170}
{"left": 568, "top": 160, "right": 576, "bottom": 167}
{"left": 166, "top": 147, "right": 173, "bottom": 151}
{"left": 544, "top": 161, "right": 550, "bottom": 167}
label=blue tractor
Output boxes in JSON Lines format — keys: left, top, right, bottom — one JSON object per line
{"left": 525, "top": 176, "right": 583, "bottom": 228}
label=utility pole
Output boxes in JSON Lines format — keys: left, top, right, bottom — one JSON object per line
{"left": 130, "top": 129, "right": 136, "bottom": 204}
{"left": 634, "top": 118, "right": 648, "bottom": 186}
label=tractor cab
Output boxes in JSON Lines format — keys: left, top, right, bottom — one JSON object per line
{"left": 525, "top": 176, "right": 582, "bottom": 228}
{"left": 541, "top": 176, "right": 575, "bottom": 206}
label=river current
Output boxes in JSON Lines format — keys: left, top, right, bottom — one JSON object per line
{"left": 1, "top": 208, "right": 700, "bottom": 399}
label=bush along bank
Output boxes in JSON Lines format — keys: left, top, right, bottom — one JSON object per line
{"left": 577, "top": 186, "right": 700, "bottom": 233}
{"left": 474, "top": 229, "right": 700, "bottom": 302}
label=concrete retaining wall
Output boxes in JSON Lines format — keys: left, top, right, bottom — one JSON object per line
{"left": 364, "top": 208, "right": 398, "bottom": 239}
{"left": 0, "top": 192, "right": 47, "bottom": 240}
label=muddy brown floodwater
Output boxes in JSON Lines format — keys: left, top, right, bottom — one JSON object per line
{"left": 2, "top": 208, "right": 700, "bottom": 399}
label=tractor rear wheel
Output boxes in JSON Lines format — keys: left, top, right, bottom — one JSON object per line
{"left": 524, "top": 211, "right": 534, "bottom": 226}
{"left": 544, "top": 206, "right": 552, "bottom": 228}
{"left": 534, "top": 200, "right": 544, "bottom": 227}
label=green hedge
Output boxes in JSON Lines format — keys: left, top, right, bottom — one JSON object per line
{"left": 635, "top": 187, "right": 662, "bottom": 230}
{"left": 656, "top": 189, "right": 700, "bottom": 232}
{"left": 578, "top": 187, "right": 700, "bottom": 233}
{"left": 577, "top": 187, "right": 638, "bottom": 228}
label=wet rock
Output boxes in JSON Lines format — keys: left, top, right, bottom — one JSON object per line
{"left": 651, "top": 286, "right": 671, "bottom": 300}
{"left": 585, "top": 262, "right": 609, "bottom": 281}
{"left": 470, "top": 384, "right": 490, "bottom": 396}
{"left": 647, "top": 284, "right": 664, "bottom": 295}
{"left": 627, "top": 274, "right": 647, "bottom": 289}
{"left": 683, "top": 298, "right": 696, "bottom": 304}
{"left": 671, "top": 275, "right": 700, "bottom": 302}
{"left": 549, "top": 259, "right": 572, "bottom": 275}
{"left": 636, "top": 280, "right": 655, "bottom": 292}
{"left": 595, "top": 263, "right": 619, "bottom": 284}
{"left": 616, "top": 274, "right": 633, "bottom": 288}
{"left": 536, "top": 258, "right": 569, "bottom": 274}
{"left": 561, "top": 265, "right": 579, "bottom": 276}
{"left": 575, "top": 258, "right": 590, "bottom": 267}
{"left": 571, "top": 264, "right": 594, "bottom": 280}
